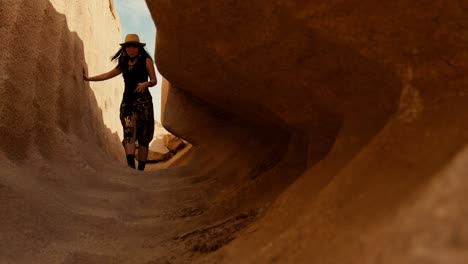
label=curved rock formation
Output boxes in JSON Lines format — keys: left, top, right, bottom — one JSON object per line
{"left": 1, "top": 0, "right": 468, "bottom": 263}
{"left": 148, "top": 0, "right": 468, "bottom": 263}
{"left": 0, "top": 1, "right": 124, "bottom": 262}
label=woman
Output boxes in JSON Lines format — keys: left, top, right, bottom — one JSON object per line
{"left": 83, "top": 34, "right": 157, "bottom": 171}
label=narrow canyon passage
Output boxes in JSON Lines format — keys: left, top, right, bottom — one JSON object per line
{"left": 1, "top": 0, "right": 468, "bottom": 264}
{"left": 1, "top": 141, "right": 286, "bottom": 263}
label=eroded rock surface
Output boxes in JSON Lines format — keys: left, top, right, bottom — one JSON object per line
{"left": 148, "top": 0, "right": 468, "bottom": 263}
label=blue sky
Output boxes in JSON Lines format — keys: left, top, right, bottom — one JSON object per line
{"left": 114, "top": 0, "right": 156, "bottom": 57}
{"left": 114, "top": 0, "right": 162, "bottom": 121}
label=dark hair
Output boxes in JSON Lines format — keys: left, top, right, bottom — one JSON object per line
{"left": 111, "top": 45, "right": 153, "bottom": 70}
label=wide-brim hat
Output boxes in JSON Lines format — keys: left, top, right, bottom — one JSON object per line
{"left": 120, "top": 34, "right": 146, "bottom": 47}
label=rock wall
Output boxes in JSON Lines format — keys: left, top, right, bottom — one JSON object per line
{"left": 0, "top": 1, "right": 127, "bottom": 262}
{"left": 0, "top": 0, "right": 123, "bottom": 162}
{"left": 148, "top": 0, "right": 468, "bottom": 263}
{"left": 50, "top": 0, "right": 124, "bottom": 139}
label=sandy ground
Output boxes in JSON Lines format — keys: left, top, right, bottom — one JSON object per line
{"left": 0, "top": 144, "right": 261, "bottom": 263}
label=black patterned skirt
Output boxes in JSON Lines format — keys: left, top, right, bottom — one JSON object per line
{"left": 119, "top": 96, "right": 154, "bottom": 148}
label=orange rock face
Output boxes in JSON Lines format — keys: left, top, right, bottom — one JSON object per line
{"left": 151, "top": 1, "right": 466, "bottom": 141}
{"left": 148, "top": 0, "right": 468, "bottom": 263}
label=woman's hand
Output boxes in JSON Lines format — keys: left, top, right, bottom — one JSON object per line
{"left": 135, "top": 82, "right": 149, "bottom": 93}
{"left": 83, "top": 67, "right": 89, "bottom": 81}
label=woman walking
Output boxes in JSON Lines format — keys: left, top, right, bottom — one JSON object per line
{"left": 83, "top": 34, "right": 157, "bottom": 171}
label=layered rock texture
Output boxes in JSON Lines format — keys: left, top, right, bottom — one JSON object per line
{"left": 149, "top": 0, "right": 468, "bottom": 263}
{"left": 0, "top": 0, "right": 123, "bottom": 162}
{"left": 1, "top": 0, "right": 124, "bottom": 262}
{"left": 1, "top": 0, "right": 468, "bottom": 263}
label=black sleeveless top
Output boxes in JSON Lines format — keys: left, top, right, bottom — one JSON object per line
{"left": 121, "top": 56, "right": 152, "bottom": 103}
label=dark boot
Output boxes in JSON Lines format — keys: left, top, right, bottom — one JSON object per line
{"left": 138, "top": 160, "right": 146, "bottom": 171}
{"left": 126, "top": 154, "right": 136, "bottom": 169}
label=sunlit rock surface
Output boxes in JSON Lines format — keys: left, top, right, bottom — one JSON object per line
{"left": 0, "top": 0, "right": 123, "bottom": 162}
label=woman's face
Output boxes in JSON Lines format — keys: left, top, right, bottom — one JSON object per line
{"left": 125, "top": 44, "right": 139, "bottom": 58}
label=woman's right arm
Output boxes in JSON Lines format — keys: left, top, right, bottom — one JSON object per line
{"left": 84, "top": 67, "right": 122, "bottom": 82}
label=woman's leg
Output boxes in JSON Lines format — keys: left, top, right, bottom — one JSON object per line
{"left": 121, "top": 108, "right": 138, "bottom": 169}
{"left": 137, "top": 146, "right": 148, "bottom": 171}
{"left": 124, "top": 113, "right": 137, "bottom": 155}
{"left": 135, "top": 97, "right": 154, "bottom": 171}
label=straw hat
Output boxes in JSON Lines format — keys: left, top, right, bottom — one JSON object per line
{"left": 120, "top": 34, "right": 146, "bottom": 47}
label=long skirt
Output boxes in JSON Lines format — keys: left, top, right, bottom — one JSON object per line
{"left": 119, "top": 96, "right": 154, "bottom": 148}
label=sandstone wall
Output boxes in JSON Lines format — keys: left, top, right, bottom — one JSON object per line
{"left": 0, "top": 1, "right": 126, "bottom": 262}
{"left": 50, "top": 0, "right": 124, "bottom": 139}
{"left": 148, "top": 0, "right": 468, "bottom": 263}
{"left": 0, "top": 0, "right": 123, "bottom": 162}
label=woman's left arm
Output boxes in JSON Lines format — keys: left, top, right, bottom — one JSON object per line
{"left": 146, "top": 58, "right": 157, "bottom": 87}
{"left": 136, "top": 58, "right": 158, "bottom": 93}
